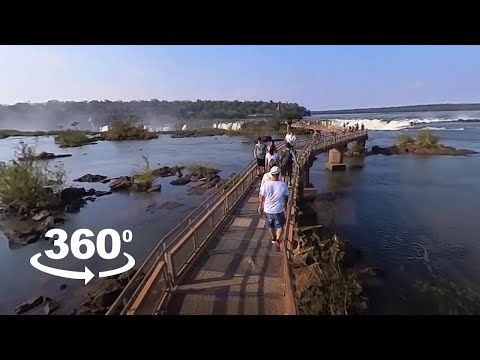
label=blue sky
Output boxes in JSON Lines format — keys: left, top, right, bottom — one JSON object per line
{"left": 1, "top": 45, "right": 480, "bottom": 110}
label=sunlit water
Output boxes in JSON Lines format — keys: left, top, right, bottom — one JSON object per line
{"left": 1, "top": 111, "right": 480, "bottom": 314}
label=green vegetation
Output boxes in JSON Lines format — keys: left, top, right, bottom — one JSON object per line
{"left": 312, "top": 103, "right": 480, "bottom": 115}
{"left": 186, "top": 163, "right": 220, "bottom": 178}
{"left": 170, "top": 128, "right": 227, "bottom": 138}
{"left": 397, "top": 132, "right": 415, "bottom": 145}
{"left": 134, "top": 155, "right": 156, "bottom": 188}
{"left": 294, "top": 230, "right": 368, "bottom": 315}
{"left": 416, "top": 130, "right": 439, "bottom": 148}
{"left": 55, "top": 130, "right": 94, "bottom": 147}
{"left": 103, "top": 122, "right": 158, "bottom": 141}
{"left": 0, "top": 143, "right": 66, "bottom": 210}
{"left": 0, "top": 100, "right": 310, "bottom": 131}
{"left": 396, "top": 130, "right": 440, "bottom": 148}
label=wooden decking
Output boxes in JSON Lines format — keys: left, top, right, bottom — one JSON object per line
{"left": 162, "top": 179, "right": 288, "bottom": 315}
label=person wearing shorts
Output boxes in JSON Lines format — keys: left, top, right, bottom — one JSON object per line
{"left": 258, "top": 166, "right": 289, "bottom": 251}
{"left": 253, "top": 137, "right": 267, "bottom": 177}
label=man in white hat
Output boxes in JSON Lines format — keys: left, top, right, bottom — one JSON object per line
{"left": 258, "top": 166, "right": 289, "bottom": 251}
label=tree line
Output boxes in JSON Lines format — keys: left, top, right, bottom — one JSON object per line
{"left": 0, "top": 100, "right": 310, "bottom": 130}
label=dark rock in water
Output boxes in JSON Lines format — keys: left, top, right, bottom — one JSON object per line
{"left": 65, "top": 198, "right": 87, "bottom": 213}
{"left": 131, "top": 182, "right": 149, "bottom": 192}
{"left": 7, "top": 228, "right": 42, "bottom": 245}
{"left": 94, "top": 191, "right": 112, "bottom": 197}
{"left": 369, "top": 144, "right": 478, "bottom": 157}
{"left": 20, "top": 152, "right": 72, "bottom": 161}
{"left": 84, "top": 196, "right": 96, "bottom": 202}
{"left": 32, "top": 210, "right": 51, "bottom": 221}
{"left": 59, "top": 284, "right": 67, "bottom": 291}
{"left": 150, "top": 165, "right": 185, "bottom": 178}
{"left": 42, "top": 216, "right": 56, "bottom": 230}
{"left": 170, "top": 177, "right": 191, "bottom": 186}
{"left": 74, "top": 174, "right": 107, "bottom": 183}
{"left": 146, "top": 185, "right": 161, "bottom": 192}
{"left": 60, "top": 187, "right": 87, "bottom": 204}
{"left": 43, "top": 297, "right": 59, "bottom": 315}
{"left": 159, "top": 201, "right": 184, "bottom": 210}
{"left": 109, "top": 176, "right": 133, "bottom": 191}
{"left": 15, "top": 296, "right": 44, "bottom": 314}
{"left": 188, "top": 176, "right": 222, "bottom": 195}
{"left": 87, "top": 188, "right": 96, "bottom": 195}
{"left": 54, "top": 217, "right": 65, "bottom": 224}
{"left": 101, "top": 178, "right": 112, "bottom": 184}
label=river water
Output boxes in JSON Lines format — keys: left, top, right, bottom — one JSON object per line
{"left": 1, "top": 110, "right": 479, "bottom": 314}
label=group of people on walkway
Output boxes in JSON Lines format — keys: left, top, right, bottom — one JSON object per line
{"left": 253, "top": 132, "right": 298, "bottom": 251}
{"left": 343, "top": 122, "right": 364, "bottom": 133}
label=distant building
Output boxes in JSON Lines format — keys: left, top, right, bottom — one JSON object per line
{"left": 181, "top": 124, "right": 189, "bottom": 131}
{"left": 99, "top": 125, "right": 109, "bottom": 132}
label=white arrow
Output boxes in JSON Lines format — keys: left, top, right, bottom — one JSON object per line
{"left": 30, "top": 253, "right": 95, "bottom": 285}
{"left": 98, "top": 252, "right": 135, "bottom": 278}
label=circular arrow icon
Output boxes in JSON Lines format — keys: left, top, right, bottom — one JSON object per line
{"left": 30, "top": 252, "right": 135, "bottom": 285}
{"left": 29, "top": 229, "right": 136, "bottom": 285}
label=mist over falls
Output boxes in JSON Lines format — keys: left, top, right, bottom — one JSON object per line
{"left": 0, "top": 100, "right": 309, "bottom": 132}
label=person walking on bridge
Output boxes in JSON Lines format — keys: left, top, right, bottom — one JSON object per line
{"left": 254, "top": 137, "right": 267, "bottom": 177}
{"left": 284, "top": 130, "right": 296, "bottom": 150}
{"left": 279, "top": 143, "right": 296, "bottom": 186}
{"left": 265, "top": 142, "right": 279, "bottom": 172}
{"left": 258, "top": 166, "right": 289, "bottom": 251}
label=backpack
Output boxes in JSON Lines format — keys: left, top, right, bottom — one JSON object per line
{"left": 255, "top": 143, "right": 267, "bottom": 159}
{"left": 281, "top": 150, "right": 293, "bottom": 167}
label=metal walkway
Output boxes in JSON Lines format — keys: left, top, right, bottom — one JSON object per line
{"left": 162, "top": 180, "right": 286, "bottom": 315}
{"left": 107, "top": 128, "right": 368, "bottom": 315}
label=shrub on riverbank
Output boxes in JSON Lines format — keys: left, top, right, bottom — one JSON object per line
{"left": 397, "top": 130, "right": 439, "bottom": 148}
{"left": 397, "top": 132, "right": 415, "bottom": 145}
{"left": 103, "top": 122, "right": 158, "bottom": 141}
{"left": 416, "top": 130, "right": 439, "bottom": 148}
{"left": 134, "top": 155, "right": 156, "bottom": 189}
{"left": 293, "top": 228, "right": 369, "bottom": 315}
{"left": 0, "top": 144, "right": 66, "bottom": 210}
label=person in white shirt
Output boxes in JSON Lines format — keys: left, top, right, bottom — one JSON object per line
{"left": 265, "top": 145, "right": 279, "bottom": 172}
{"left": 258, "top": 166, "right": 289, "bottom": 251}
{"left": 284, "top": 131, "right": 296, "bottom": 149}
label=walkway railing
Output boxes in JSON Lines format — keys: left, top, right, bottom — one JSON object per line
{"left": 280, "top": 130, "right": 368, "bottom": 313}
{"left": 107, "top": 131, "right": 367, "bottom": 315}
